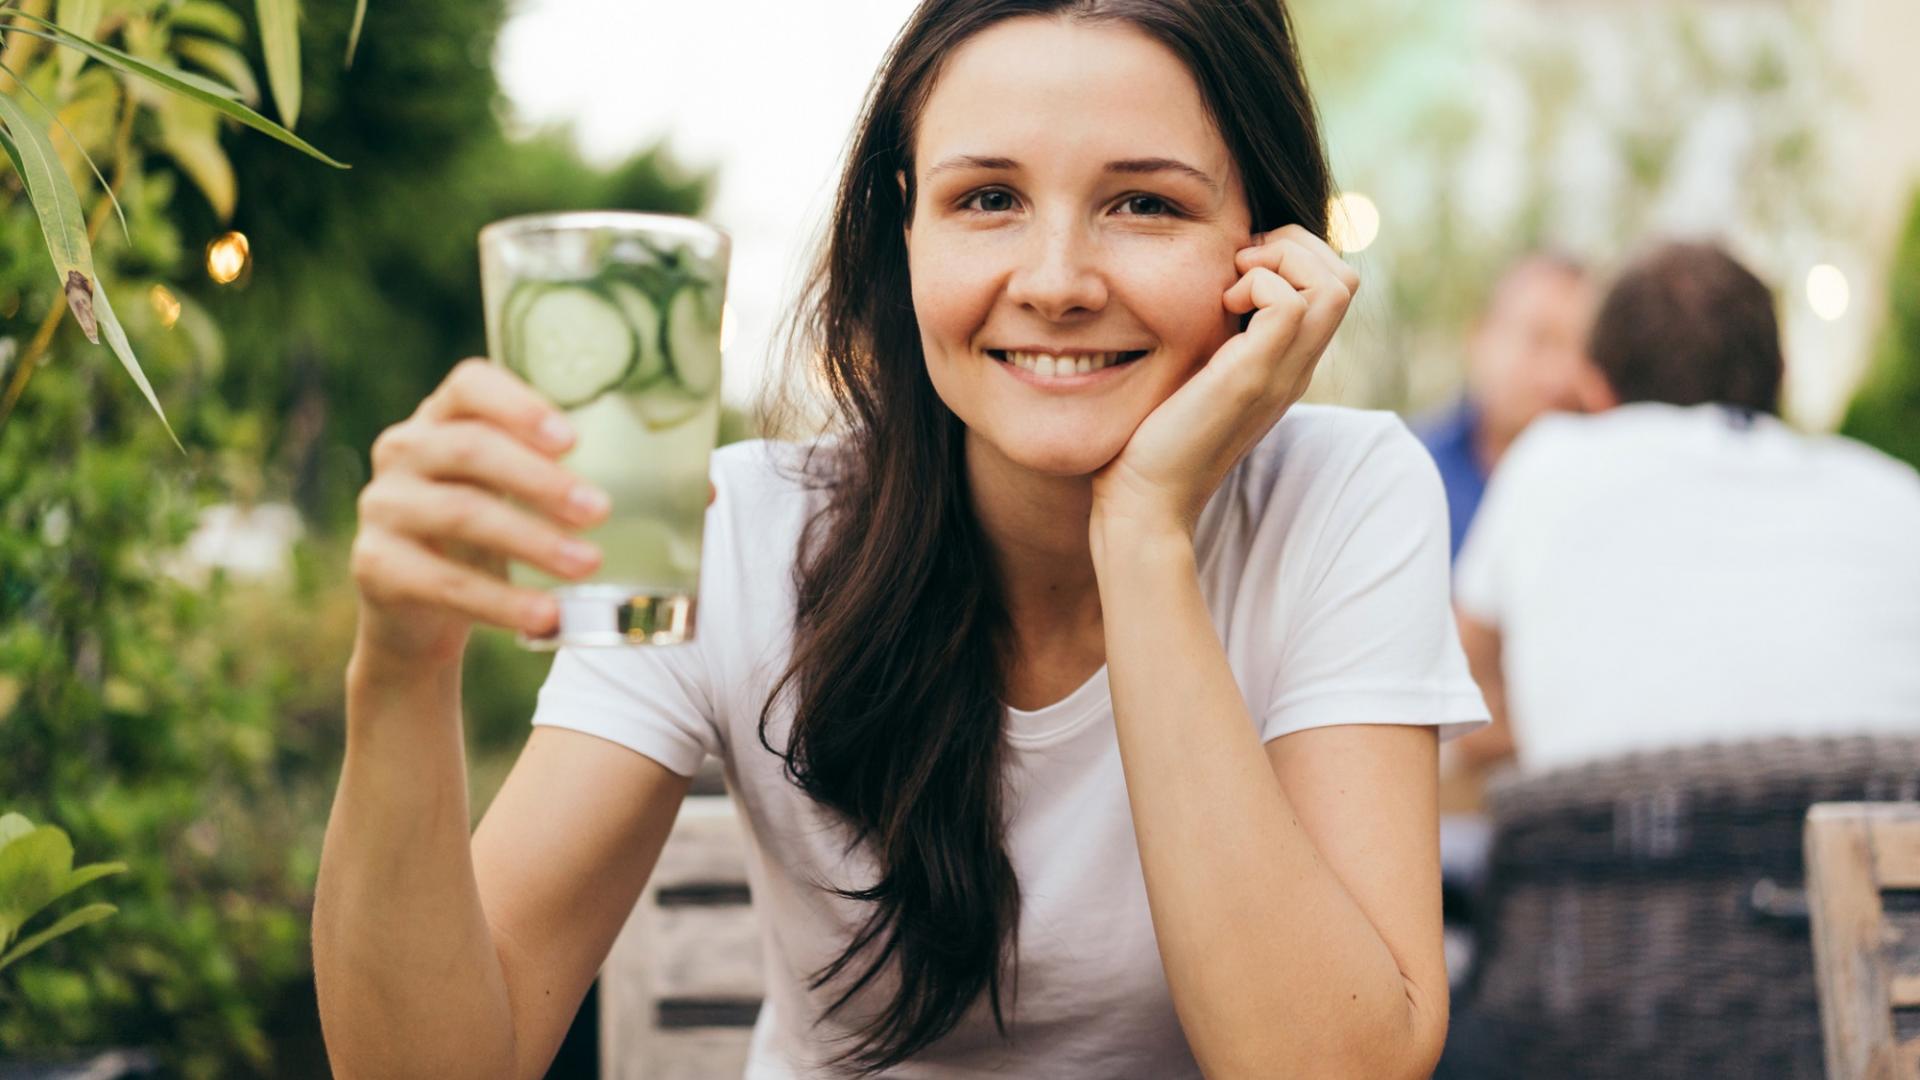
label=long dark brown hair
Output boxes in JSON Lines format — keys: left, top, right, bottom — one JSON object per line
{"left": 757, "top": 1, "right": 1332, "bottom": 1072}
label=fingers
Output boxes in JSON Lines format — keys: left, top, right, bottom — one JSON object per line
{"left": 359, "top": 477, "right": 603, "bottom": 583}
{"left": 372, "top": 419, "right": 609, "bottom": 528}
{"left": 351, "top": 529, "right": 560, "bottom": 637}
{"left": 1236, "top": 224, "right": 1361, "bottom": 297}
{"left": 417, "top": 358, "right": 577, "bottom": 455}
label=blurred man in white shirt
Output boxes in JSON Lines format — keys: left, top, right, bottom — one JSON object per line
{"left": 1452, "top": 241, "right": 1920, "bottom": 773}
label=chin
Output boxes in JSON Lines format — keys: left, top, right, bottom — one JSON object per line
{"left": 994, "top": 429, "right": 1129, "bottom": 478}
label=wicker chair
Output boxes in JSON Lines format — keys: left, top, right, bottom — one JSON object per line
{"left": 1441, "top": 735, "right": 1920, "bottom": 1080}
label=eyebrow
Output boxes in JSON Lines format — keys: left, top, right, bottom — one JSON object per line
{"left": 925, "top": 154, "right": 1219, "bottom": 194}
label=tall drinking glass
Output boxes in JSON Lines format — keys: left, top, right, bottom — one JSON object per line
{"left": 478, "top": 211, "right": 729, "bottom": 648}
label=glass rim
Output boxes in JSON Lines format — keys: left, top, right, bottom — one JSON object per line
{"left": 479, "top": 210, "right": 730, "bottom": 250}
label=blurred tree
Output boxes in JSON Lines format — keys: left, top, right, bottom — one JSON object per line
{"left": 1840, "top": 188, "right": 1920, "bottom": 472}
{"left": 176, "top": 0, "right": 711, "bottom": 529}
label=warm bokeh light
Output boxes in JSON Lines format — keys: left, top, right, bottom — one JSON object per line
{"left": 721, "top": 302, "right": 737, "bottom": 352}
{"left": 1327, "top": 192, "right": 1381, "bottom": 255}
{"left": 148, "top": 284, "right": 182, "bottom": 329}
{"left": 207, "top": 231, "right": 251, "bottom": 285}
{"left": 1806, "top": 264, "right": 1850, "bottom": 322}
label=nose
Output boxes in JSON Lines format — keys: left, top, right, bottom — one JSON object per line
{"left": 1004, "top": 218, "right": 1107, "bottom": 321}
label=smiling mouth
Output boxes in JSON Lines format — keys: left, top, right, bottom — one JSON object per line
{"left": 987, "top": 349, "right": 1150, "bottom": 377}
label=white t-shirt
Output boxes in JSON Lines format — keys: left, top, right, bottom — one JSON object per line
{"left": 531, "top": 404, "right": 1487, "bottom": 1077}
{"left": 1455, "top": 402, "right": 1920, "bottom": 774}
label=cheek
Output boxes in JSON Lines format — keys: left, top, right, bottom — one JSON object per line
{"left": 1109, "top": 237, "right": 1240, "bottom": 359}
{"left": 908, "top": 235, "right": 1000, "bottom": 351}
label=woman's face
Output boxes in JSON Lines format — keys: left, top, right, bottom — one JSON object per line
{"left": 905, "top": 16, "right": 1253, "bottom": 478}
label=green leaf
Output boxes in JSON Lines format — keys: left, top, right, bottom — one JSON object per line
{"left": 0, "top": 16, "right": 349, "bottom": 168}
{"left": 0, "top": 88, "right": 101, "bottom": 341}
{"left": 95, "top": 274, "right": 184, "bottom": 452}
{"left": 0, "top": 902, "right": 117, "bottom": 974}
{"left": 173, "top": 35, "right": 260, "bottom": 106}
{"left": 2, "top": 14, "right": 243, "bottom": 101}
{"left": 54, "top": 0, "right": 103, "bottom": 92}
{"left": 255, "top": 0, "right": 299, "bottom": 129}
{"left": 0, "top": 826, "right": 75, "bottom": 943}
{"left": 0, "top": 815, "right": 33, "bottom": 854}
{"left": 169, "top": 0, "right": 248, "bottom": 44}
{"left": 155, "top": 91, "right": 235, "bottom": 219}
{"left": 345, "top": 0, "right": 367, "bottom": 68}
{"left": 0, "top": 124, "right": 24, "bottom": 185}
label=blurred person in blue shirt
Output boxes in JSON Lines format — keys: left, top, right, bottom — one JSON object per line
{"left": 1413, "top": 254, "right": 1603, "bottom": 561}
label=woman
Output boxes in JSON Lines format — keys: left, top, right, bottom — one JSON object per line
{"left": 313, "top": 1, "right": 1486, "bottom": 1076}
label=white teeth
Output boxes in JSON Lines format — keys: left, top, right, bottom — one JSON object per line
{"left": 1000, "top": 350, "right": 1136, "bottom": 377}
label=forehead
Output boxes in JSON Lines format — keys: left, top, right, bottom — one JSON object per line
{"left": 914, "top": 17, "right": 1228, "bottom": 173}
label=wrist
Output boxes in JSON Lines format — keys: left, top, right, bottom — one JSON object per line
{"left": 1089, "top": 510, "right": 1197, "bottom": 579}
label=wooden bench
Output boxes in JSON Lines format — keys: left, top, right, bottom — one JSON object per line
{"left": 600, "top": 764, "right": 765, "bottom": 1079}
{"left": 1805, "top": 802, "right": 1920, "bottom": 1080}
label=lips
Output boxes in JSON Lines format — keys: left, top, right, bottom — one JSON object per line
{"left": 987, "top": 348, "right": 1150, "bottom": 377}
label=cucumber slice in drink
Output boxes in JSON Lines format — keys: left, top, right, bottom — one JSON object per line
{"left": 626, "top": 383, "right": 708, "bottom": 431}
{"left": 604, "top": 281, "right": 668, "bottom": 391}
{"left": 511, "top": 286, "right": 634, "bottom": 408}
{"left": 664, "top": 285, "right": 723, "bottom": 397}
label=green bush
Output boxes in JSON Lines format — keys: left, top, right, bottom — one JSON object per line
{"left": 1841, "top": 186, "right": 1920, "bottom": 473}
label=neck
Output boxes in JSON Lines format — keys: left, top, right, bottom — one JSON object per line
{"left": 964, "top": 434, "right": 1105, "bottom": 650}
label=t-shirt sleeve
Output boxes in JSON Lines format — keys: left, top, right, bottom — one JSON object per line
{"left": 1260, "top": 420, "right": 1489, "bottom": 743}
{"left": 529, "top": 641, "right": 722, "bottom": 777}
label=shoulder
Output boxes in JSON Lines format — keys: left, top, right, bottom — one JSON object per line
{"left": 1200, "top": 405, "right": 1445, "bottom": 579}
{"left": 1233, "top": 403, "right": 1444, "bottom": 515}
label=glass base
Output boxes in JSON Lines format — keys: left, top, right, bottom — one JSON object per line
{"left": 518, "top": 584, "right": 697, "bottom": 649}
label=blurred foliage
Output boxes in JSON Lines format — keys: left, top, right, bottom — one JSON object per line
{"left": 0, "top": 0, "right": 710, "bottom": 1074}
{"left": 175, "top": 0, "right": 711, "bottom": 531}
{"left": 1840, "top": 187, "right": 1920, "bottom": 473}
{"left": 1294, "top": 0, "right": 1841, "bottom": 415}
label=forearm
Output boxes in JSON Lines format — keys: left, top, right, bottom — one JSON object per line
{"left": 312, "top": 646, "right": 519, "bottom": 1079}
{"left": 1092, "top": 528, "right": 1431, "bottom": 1079}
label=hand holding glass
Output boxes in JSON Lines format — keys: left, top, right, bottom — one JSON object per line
{"left": 478, "top": 212, "right": 730, "bottom": 648}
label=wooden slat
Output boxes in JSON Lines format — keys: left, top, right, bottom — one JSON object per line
{"left": 1872, "top": 814, "right": 1920, "bottom": 890}
{"left": 625, "top": 1028, "right": 754, "bottom": 1080}
{"left": 653, "top": 903, "right": 765, "bottom": 999}
{"left": 602, "top": 794, "right": 766, "bottom": 1080}
{"left": 1892, "top": 974, "right": 1920, "bottom": 1009}
{"left": 650, "top": 797, "right": 753, "bottom": 888}
{"left": 1807, "top": 804, "right": 1899, "bottom": 1080}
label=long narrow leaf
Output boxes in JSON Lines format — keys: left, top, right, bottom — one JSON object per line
{"left": 0, "top": 12, "right": 241, "bottom": 100}
{"left": 255, "top": 0, "right": 299, "bottom": 129}
{"left": 0, "top": 902, "right": 116, "bottom": 973}
{"left": 0, "top": 123, "right": 24, "bottom": 182}
{"left": 168, "top": 1, "right": 247, "bottom": 44}
{"left": 0, "top": 88, "right": 100, "bottom": 341}
{"left": 345, "top": 0, "right": 366, "bottom": 68}
{"left": 0, "top": 18, "right": 347, "bottom": 168}
{"left": 173, "top": 36, "right": 259, "bottom": 106}
{"left": 2, "top": 58, "right": 127, "bottom": 242}
{"left": 0, "top": 89, "right": 182, "bottom": 446}
{"left": 94, "top": 275, "right": 182, "bottom": 451}
{"left": 54, "top": 0, "right": 101, "bottom": 92}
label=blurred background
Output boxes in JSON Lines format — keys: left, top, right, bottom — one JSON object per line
{"left": 0, "top": 0, "right": 1915, "bottom": 1076}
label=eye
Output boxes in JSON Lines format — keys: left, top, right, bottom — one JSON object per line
{"left": 1117, "top": 194, "right": 1177, "bottom": 217}
{"left": 961, "top": 188, "right": 1018, "bottom": 213}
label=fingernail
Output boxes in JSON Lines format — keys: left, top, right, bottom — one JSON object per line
{"left": 539, "top": 414, "right": 575, "bottom": 449}
{"left": 567, "top": 484, "right": 610, "bottom": 519}
{"left": 560, "top": 538, "right": 600, "bottom": 568}
{"left": 524, "top": 597, "right": 558, "bottom": 634}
